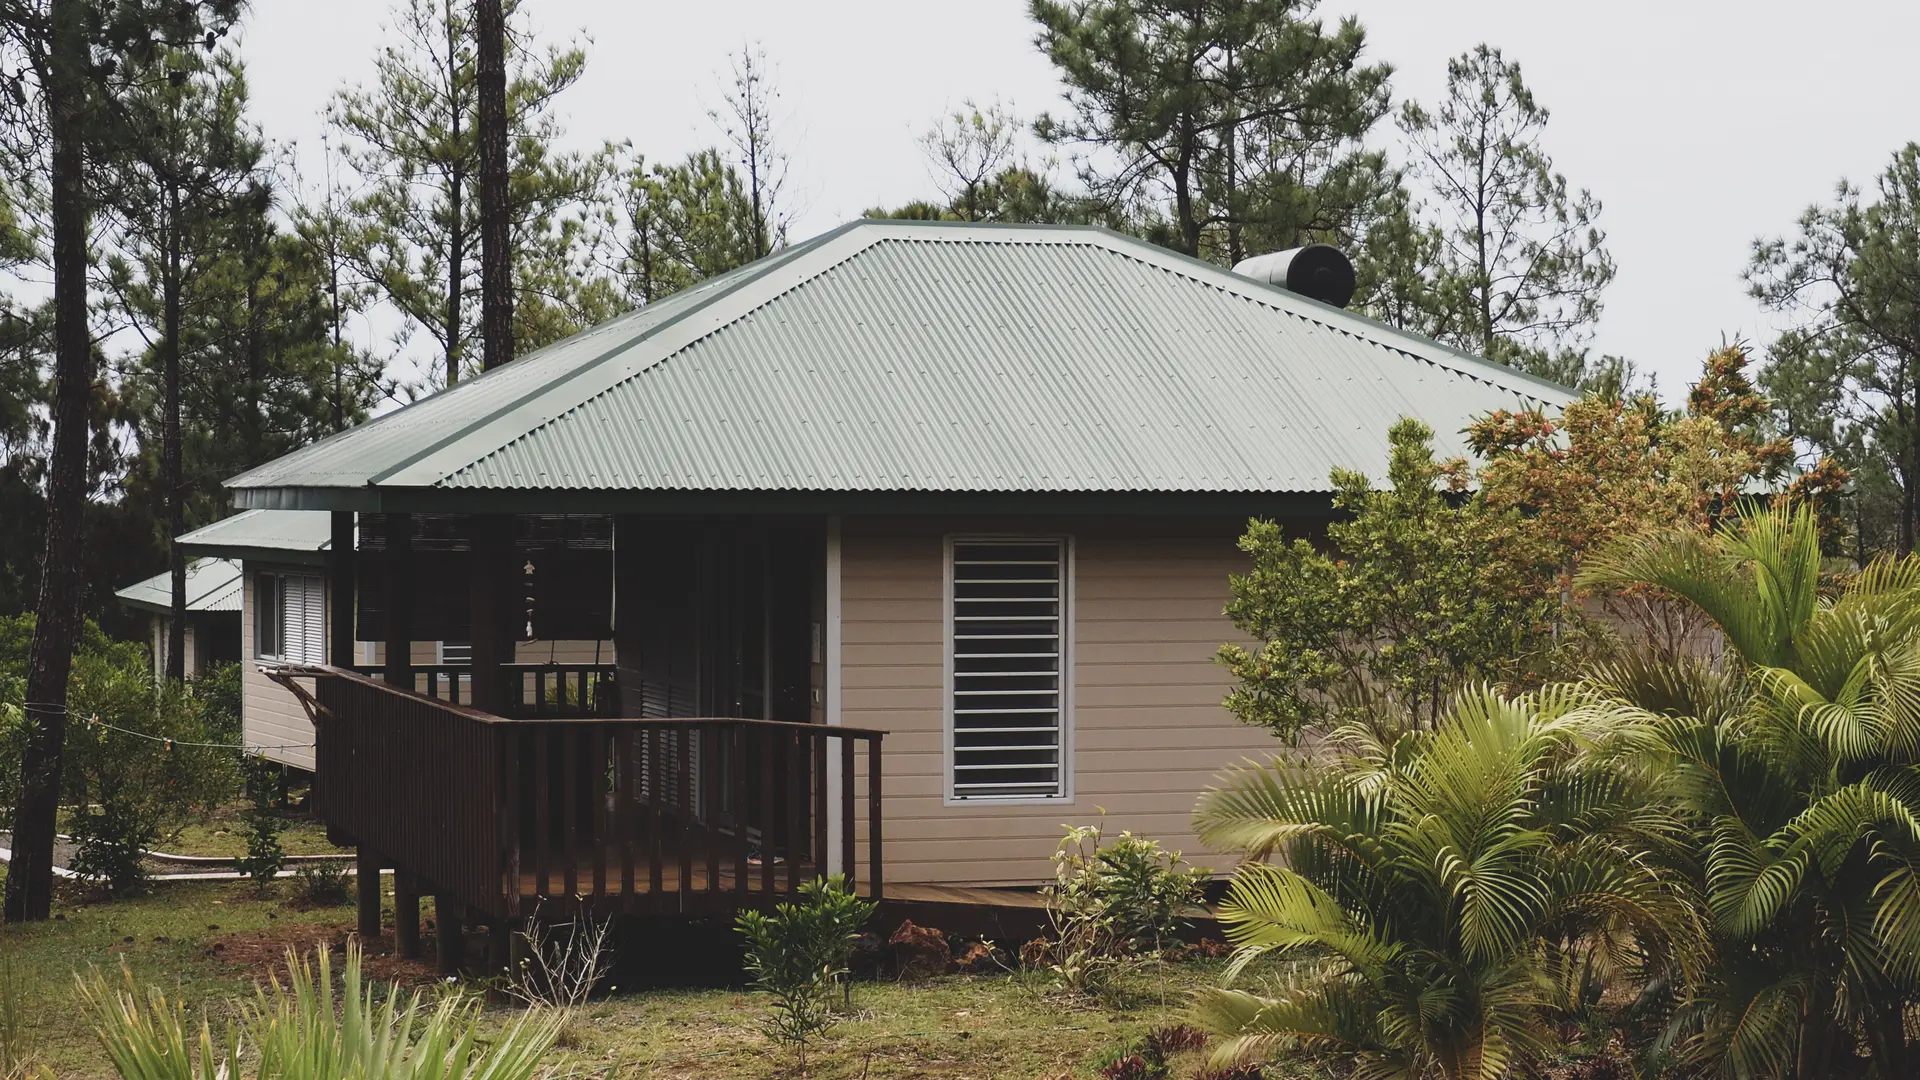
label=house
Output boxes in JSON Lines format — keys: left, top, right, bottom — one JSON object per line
{"left": 222, "top": 220, "right": 1574, "bottom": 963}
{"left": 155, "top": 508, "right": 613, "bottom": 774}
{"left": 114, "top": 557, "right": 245, "bottom": 680}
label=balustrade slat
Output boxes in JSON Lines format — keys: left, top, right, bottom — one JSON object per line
{"left": 787, "top": 729, "right": 803, "bottom": 894}
{"left": 533, "top": 734, "right": 551, "bottom": 900}
{"left": 591, "top": 729, "right": 608, "bottom": 900}
{"left": 676, "top": 724, "right": 694, "bottom": 909}
{"left": 733, "top": 724, "right": 749, "bottom": 902}
{"left": 703, "top": 724, "right": 720, "bottom": 898}
{"left": 760, "top": 727, "right": 776, "bottom": 896}
{"left": 841, "top": 737, "right": 856, "bottom": 889}
{"left": 646, "top": 726, "right": 663, "bottom": 904}
{"left": 615, "top": 728, "right": 635, "bottom": 911}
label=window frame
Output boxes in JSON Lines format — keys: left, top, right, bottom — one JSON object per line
{"left": 255, "top": 571, "right": 282, "bottom": 661}
{"left": 255, "top": 570, "right": 325, "bottom": 665}
{"left": 941, "top": 534, "right": 1075, "bottom": 806}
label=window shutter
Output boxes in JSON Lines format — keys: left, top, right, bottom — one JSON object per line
{"left": 948, "top": 539, "right": 1067, "bottom": 799}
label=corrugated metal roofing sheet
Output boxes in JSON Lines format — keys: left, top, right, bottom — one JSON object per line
{"left": 228, "top": 221, "right": 1574, "bottom": 501}
{"left": 176, "top": 509, "right": 332, "bottom": 553}
{"left": 114, "top": 558, "right": 242, "bottom": 614}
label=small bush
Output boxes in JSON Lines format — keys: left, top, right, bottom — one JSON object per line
{"left": 1143, "top": 1023, "right": 1207, "bottom": 1061}
{"left": 291, "top": 861, "right": 350, "bottom": 906}
{"left": 1099, "top": 1053, "right": 1158, "bottom": 1080}
{"left": 1042, "top": 822, "right": 1209, "bottom": 993}
{"left": 503, "top": 908, "right": 614, "bottom": 1009}
{"left": 69, "top": 801, "right": 154, "bottom": 897}
{"left": 735, "top": 875, "right": 876, "bottom": 1062}
{"left": 236, "top": 759, "right": 287, "bottom": 894}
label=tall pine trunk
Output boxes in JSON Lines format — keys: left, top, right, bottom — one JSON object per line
{"left": 476, "top": 0, "right": 511, "bottom": 372}
{"left": 442, "top": 0, "right": 464, "bottom": 386}
{"left": 5, "top": 0, "right": 94, "bottom": 924}
{"left": 164, "top": 186, "right": 185, "bottom": 682}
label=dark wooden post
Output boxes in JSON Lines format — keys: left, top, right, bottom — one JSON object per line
{"left": 383, "top": 513, "right": 413, "bottom": 689}
{"left": 355, "top": 848, "right": 382, "bottom": 940}
{"left": 435, "top": 895, "right": 465, "bottom": 975}
{"left": 470, "top": 514, "right": 513, "bottom": 715}
{"left": 329, "top": 511, "right": 355, "bottom": 668}
{"left": 394, "top": 871, "right": 421, "bottom": 959}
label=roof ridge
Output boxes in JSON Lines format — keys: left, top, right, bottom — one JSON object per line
{"left": 366, "top": 223, "right": 871, "bottom": 488}
{"left": 445, "top": 223, "right": 892, "bottom": 486}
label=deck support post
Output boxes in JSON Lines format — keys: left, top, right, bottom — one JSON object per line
{"left": 393, "top": 872, "right": 421, "bottom": 959}
{"left": 470, "top": 514, "right": 513, "bottom": 714}
{"left": 435, "top": 895, "right": 465, "bottom": 975}
{"left": 355, "top": 849, "right": 382, "bottom": 941}
{"left": 383, "top": 513, "right": 413, "bottom": 689}
{"left": 329, "top": 511, "right": 355, "bottom": 668}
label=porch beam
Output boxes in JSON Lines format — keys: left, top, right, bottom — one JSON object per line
{"left": 329, "top": 511, "right": 355, "bottom": 667}
{"left": 383, "top": 513, "right": 413, "bottom": 688}
{"left": 469, "top": 514, "right": 513, "bottom": 714}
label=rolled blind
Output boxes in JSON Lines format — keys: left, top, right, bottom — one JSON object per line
{"left": 949, "top": 539, "right": 1067, "bottom": 799}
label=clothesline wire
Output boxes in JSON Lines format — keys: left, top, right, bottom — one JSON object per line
{"left": 16, "top": 702, "right": 313, "bottom": 753}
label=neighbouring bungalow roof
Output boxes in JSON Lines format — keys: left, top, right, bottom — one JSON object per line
{"left": 114, "top": 558, "right": 243, "bottom": 615}
{"left": 227, "top": 220, "right": 1576, "bottom": 514}
{"left": 177, "top": 509, "right": 332, "bottom": 565}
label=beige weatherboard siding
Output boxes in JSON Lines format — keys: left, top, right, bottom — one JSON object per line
{"left": 241, "top": 566, "right": 321, "bottom": 772}
{"left": 840, "top": 515, "right": 1285, "bottom": 886}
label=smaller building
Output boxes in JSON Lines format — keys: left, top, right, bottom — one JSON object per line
{"left": 114, "top": 557, "right": 244, "bottom": 679}
{"left": 173, "top": 509, "right": 335, "bottom": 771}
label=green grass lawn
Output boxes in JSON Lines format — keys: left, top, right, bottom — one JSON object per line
{"left": 0, "top": 873, "right": 1312, "bottom": 1080}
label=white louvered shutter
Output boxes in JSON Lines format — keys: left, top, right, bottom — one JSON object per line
{"left": 281, "top": 575, "right": 327, "bottom": 663}
{"left": 948, "top": 539, "right": 1068, "bottom": 799}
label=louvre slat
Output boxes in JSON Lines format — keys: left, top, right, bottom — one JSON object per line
{"left": 949, "top": 538, "right": 1066, "bottom": 800}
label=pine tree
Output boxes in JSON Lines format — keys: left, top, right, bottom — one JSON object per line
{"left": 1029, "top": 0, "right": 1393, "bottom": 263}
{"left": 1396, "top": 45, "right": 1614, "bottom": 374}
{"left": 1749, "top": 143, "right": 1920, "bottom": 554}
{"left": 327, "top": 0, "right": 614, "bottom": 388}
{"left": 98, "top": 46, "right": 265, "bottom": 681}
{"left": 0, "top": 0, "right": 244, "bottom": 925}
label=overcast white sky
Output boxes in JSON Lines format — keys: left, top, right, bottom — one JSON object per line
{"left": 239, "top": 0, "right": 1920, "bottom": 396}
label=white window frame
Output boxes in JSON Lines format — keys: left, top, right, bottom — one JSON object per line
{"left": 255, "top": 571, "right": 326, "bottom": 664}
{"left": 942, "top": 534, "right": 1074, "bottom": 805}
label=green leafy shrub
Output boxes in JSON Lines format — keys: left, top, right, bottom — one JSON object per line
{"left": 1, "top": 616, "right": 240, "bottom": 876}
{"left": 68, "top": 801, "right": 155, "bottom": 897}
{"left": 195, "top": 662, "right": 242, "bottom": 744}
{"left": 236, "top": 759, "right": 287, "bottom": 894}
{"left": 735, "top": 875, "right": 876, "bottom": 1060}
{"left": 1043, "top": 822, "right": 1209, "bottom": 993}
{"left": 292, "top": 862, "right": 351, "bottom": 906}
{"left": 77, "top": 941, "right": 562, "bottom": 1079}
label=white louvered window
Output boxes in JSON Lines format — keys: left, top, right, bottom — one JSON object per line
{"left": 257, "top": 573, "right": 326, "bottom": 663}
{"left": 947, "top": 538, "right": 1071, "bottom": 801}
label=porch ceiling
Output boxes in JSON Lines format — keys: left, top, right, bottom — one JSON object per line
{"left": 227, "top": 220, "right": 1575, "bottom": 514}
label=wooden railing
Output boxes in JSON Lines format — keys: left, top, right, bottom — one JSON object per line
{"left": 348, "top": 663, "right": 617, "bottom": 718}
{"left": 314, "top": 666, "right": 883, "bottom": 924}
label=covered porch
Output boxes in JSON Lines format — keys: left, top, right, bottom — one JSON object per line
{"left": 302, "top": 510, "right": 885, "bottom": 971}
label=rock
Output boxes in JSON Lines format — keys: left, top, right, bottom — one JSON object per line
{"left": 953, "top": 939, "right": 1001, "bottom": 974}
{"left": 848, "top": 930, "right": 888, "bottom": 979}
{"left": 888, "top": 919, "right": 951, "bottom": 979}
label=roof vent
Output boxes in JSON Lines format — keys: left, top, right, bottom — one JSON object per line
{"left": 1231, "top": 244, "right": 1356, "bottom": 309}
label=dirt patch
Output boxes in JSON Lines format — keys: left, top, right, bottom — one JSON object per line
{"left": 201, "top": 924, "right": 442, "bottom": 989}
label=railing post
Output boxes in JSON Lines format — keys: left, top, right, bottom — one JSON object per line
{"left": 867, "top": 737, "right": 884, "bottom": 902}
{"left": 356, "top": 848, "right": 383, "bottom": 940}
{"left": 841, "top": 738, "right": 856, "bottom": 889}
{"left": 383, "top": 513, "right": 412, "bottom": 689}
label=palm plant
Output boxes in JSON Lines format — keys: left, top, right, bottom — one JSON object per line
{"left": 1581, "top": 506, "right": 1920, "bottom": 1077}
{"left": 1193, "top": 686, "right": 1703, "bottom": 1080}
{"left": 78, "top": 941, "right": 564, "bottom": 1080}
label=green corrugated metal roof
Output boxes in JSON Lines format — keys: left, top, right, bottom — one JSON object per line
{"left": 114, "top": 558, "right": 242, "bottom": 615}
{"left": 177, "top": 509, "right": 332, "bottom": 562}
{"left": 228, "top": 220, "right": 1575, "bottom": 509}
